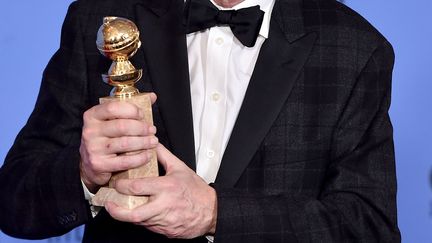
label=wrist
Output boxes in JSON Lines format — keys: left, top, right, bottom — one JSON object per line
{"left": 81, "top": 176, "right": 99, "bottom": 194}
{"left": 208, "top": 184, "right": 218, "bottom": 234}
{"left": 79, "top": 159, "right": 100, "bottom": 193}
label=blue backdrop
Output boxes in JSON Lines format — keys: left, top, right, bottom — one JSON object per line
{"left": 1, "top": 0, "right": 431, "bottom": 242}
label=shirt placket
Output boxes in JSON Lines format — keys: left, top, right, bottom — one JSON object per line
{"left": 196, "top": 27, "right": 233, "bottom": 184}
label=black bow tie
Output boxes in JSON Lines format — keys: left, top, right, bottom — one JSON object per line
{"left": 184, "top": 0, "right": 265, "bottom": 47}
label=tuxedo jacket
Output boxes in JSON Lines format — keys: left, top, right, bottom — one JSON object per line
{"left": 0, "top": 0, "right": 400, "bottom": 242}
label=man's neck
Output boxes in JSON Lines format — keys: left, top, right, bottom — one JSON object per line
{"left": 213, "top": 0, "right": 246, "bottom": 8}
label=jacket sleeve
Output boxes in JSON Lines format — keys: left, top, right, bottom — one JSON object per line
{"left": 0, "top": 2, "right": 92, "bottom": 239}
{"left": 212, "top": 41, "right": 400, "bottom": 242}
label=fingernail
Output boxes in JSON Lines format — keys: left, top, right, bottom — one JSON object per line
{"left": 150, "top": 137, "right": 158, "bottom": 145}
{"left": 149, "top": 126, "right": 157, "bottom": 134}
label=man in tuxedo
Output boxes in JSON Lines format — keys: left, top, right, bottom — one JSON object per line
{"left": 0, "top": 0, "right": 400, "bottom": 242}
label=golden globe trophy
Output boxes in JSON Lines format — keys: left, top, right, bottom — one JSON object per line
{"left": 91, "top": 17, "right": 159, "bottom": 209}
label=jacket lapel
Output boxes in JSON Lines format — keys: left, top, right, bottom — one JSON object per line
{"left": 215, "top": 0, "right": 317, "bottom": 187}
{"left": 134, "top": 0, "right": 196, "bottom": 170}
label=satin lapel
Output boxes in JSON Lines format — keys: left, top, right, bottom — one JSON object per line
{"left": 215, "top": 2, "right": 317, "bottom": 187}
{"left": 134, "top": 0, "right": 196, "bottom": 170}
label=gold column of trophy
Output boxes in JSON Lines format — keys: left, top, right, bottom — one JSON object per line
{"left": 91, "top": 17, "right": 159, "bottom": 209}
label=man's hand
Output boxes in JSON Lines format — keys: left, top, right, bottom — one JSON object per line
{"left": 79, "top": 93, "right": 158, "bottom": 193}
{"left": 105, "top": 144, "right": 217, "bottom": 239}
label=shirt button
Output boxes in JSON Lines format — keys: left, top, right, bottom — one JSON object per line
{"left": 215, "top": 37, "right": 224, "bottom": 45}
{"left": 211, "top": 92, "right": 220, "bottom": 101}
{"left": 206, "top": 149, "right": 215, "bottom": 158}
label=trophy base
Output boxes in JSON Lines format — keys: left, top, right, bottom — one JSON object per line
{"left": 91, "top": 188, "right": 149, "bottom": 210}
{"left": 92, "top": 93, "right": 158, "bottom": 209}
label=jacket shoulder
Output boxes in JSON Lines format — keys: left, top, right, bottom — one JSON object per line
{"left": 68, "top": 0, "right": 175, "bottom": 22}
{"left": 303, "top": 0, "right": 391, "bottom": 49}
{"left": 302, "top": 0, "right": 394, "bottom": 74}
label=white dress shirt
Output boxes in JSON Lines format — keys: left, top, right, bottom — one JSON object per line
{"left": 188, "top": 0, "right": 275, "bottom": 184}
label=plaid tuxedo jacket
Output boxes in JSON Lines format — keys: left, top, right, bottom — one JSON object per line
{"left": 0, "top": 0, "right": 400, "bottom": 242}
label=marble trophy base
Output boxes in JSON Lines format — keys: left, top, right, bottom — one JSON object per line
{"left": 91, "top": 93, "right": 159, "bottom": 209}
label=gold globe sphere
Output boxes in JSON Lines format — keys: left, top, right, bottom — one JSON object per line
{"left": 96, "top": 16, "right": 143, "bottom": 98}
{"left": 96, "top": 16, "right": 141, "bottom": 61}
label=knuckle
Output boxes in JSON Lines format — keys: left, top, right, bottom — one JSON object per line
{"left": 86, "top": 143, "right": 100, "bottom": 154}
{"left": 83, "top": 110, "right": 92, "bottom": 122}
{"left": 81, "top": 127, "right": 94, "bottom": 140}
{"left": 105, "top": 102, "right": 120, "bottom": 115}
{"left": 165, "top": 215, "right": 177, "bottom": 226}
{"left": 120, "top": 137, "right": 130, "bottom": 149}
{"left": 115, "top": 120, "right": 128, "bottom": 134}
{"left": 130, "top": 180, "right": 142, "bottom": 194}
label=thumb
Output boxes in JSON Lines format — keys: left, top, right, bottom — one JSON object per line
{"left": 156, "top": 143, "right": 181, "bottom": 172}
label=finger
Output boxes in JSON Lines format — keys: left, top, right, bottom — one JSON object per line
{"left": 100, "top": 119, "right": 156, "bottom": 138}
{"left": 148, "top": 92, "right": 157, "bottom": 104}
{"left": 92, "top": 101, "right": 144, "bottom": 121}
{"left": 156, "top": 144, "right": 173, "bottom": 171}
{"left": 96, "top": 151, "right": 152, "bottom": 173}
{"left": 105, "top": 200, "right": 161, "bottom": 224}
{"left": 105, "top": 136, "right": 158, "bottom": 154}
{"left": 114, "top": 177, "right": 162, "bottom": 196}
{"left": 156, "top": 144, "right": 182, "bottom": 172}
